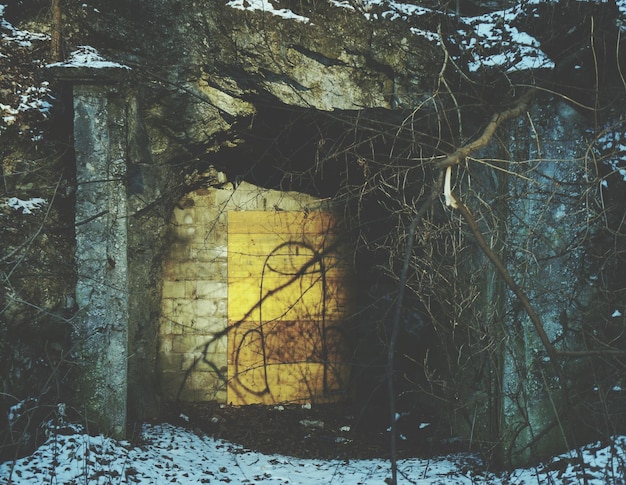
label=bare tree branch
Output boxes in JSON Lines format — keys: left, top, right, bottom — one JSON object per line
{"left": 436, "top": 89, "right": 536, "bottom": 169}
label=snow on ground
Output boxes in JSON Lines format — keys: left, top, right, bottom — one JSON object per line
{"left": 369, "top": 0, "right": 555, "bottom": 73}
{"left": 455, "top": 4, "right": 554, "bottom": 73}
{"left": 1, "top": 423, "right": 626, "bottom": 484}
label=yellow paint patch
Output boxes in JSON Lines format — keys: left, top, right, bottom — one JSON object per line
{"left": 227, "top": 211, "right": 351, "bottom": 405}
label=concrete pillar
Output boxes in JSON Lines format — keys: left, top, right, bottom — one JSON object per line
{"left": 72, "top": 83, "right": 129, "bottom": 438}
{"left": 50, "top": 62, "right": 133, "bottom": 438}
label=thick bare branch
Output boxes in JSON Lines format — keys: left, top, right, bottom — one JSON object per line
{"left": 454, "top": 199, "right": 563, "bottom": 373}
{"left": 436, "top": 89, "right": 536, "bottom": 169}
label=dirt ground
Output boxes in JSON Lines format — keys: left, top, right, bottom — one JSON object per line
{"left": 158, "top": 401, "right": 466, "bottom": 461}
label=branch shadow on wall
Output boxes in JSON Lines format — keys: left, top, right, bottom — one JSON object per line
{"left": 176, "top": 237, "right": 349, "bottom": 405}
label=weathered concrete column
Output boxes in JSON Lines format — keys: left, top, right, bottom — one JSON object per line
{"left": 72, "top": 81, "right": 129, "bottom": 438}
{"left": 51, "top": 61, "right": 133, "bottom": 438}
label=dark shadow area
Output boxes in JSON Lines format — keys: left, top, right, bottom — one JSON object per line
{"left": 157, "top": 400, "right": 463, "bottom": 461}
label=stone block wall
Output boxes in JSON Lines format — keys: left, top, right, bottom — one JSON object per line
{"left": 158, "top": 181, "right": 329, "bottom": 403}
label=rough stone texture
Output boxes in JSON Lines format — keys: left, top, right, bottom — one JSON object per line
{"left": 61, "top": 0, "right": 441, "bottom": 168}
{"left": 72, "top": 83, "right": 130, "bottom": 439}
{"left": 220, "top": 4, "right": 440, "bottom": 110}
{"left": 158, "top": 181, "right": 328, "bottom": 402}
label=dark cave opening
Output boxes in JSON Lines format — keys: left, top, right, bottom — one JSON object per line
{"left": 197, "top": 101, "right": 450, "bottom": 439}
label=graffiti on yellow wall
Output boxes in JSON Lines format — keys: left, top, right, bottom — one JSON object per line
{"left": 227, "top": 211, "right": 352, "bottom": 405}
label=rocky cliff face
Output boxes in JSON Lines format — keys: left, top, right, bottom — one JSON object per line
{"left": 62, "top": 0, "right": 443, "bottom": 174}
{"left": 54, "top": 0, "right": 622, "bottom": 172}
{"left": 2, "top": 0, "right": 626, "bottom": 467}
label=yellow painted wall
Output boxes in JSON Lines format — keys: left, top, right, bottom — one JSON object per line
{"left": 158, "top": 181, "right": 353, "bottom": 405}
{"left": 227, "top": 211, "right": 351, "bottom": 405}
